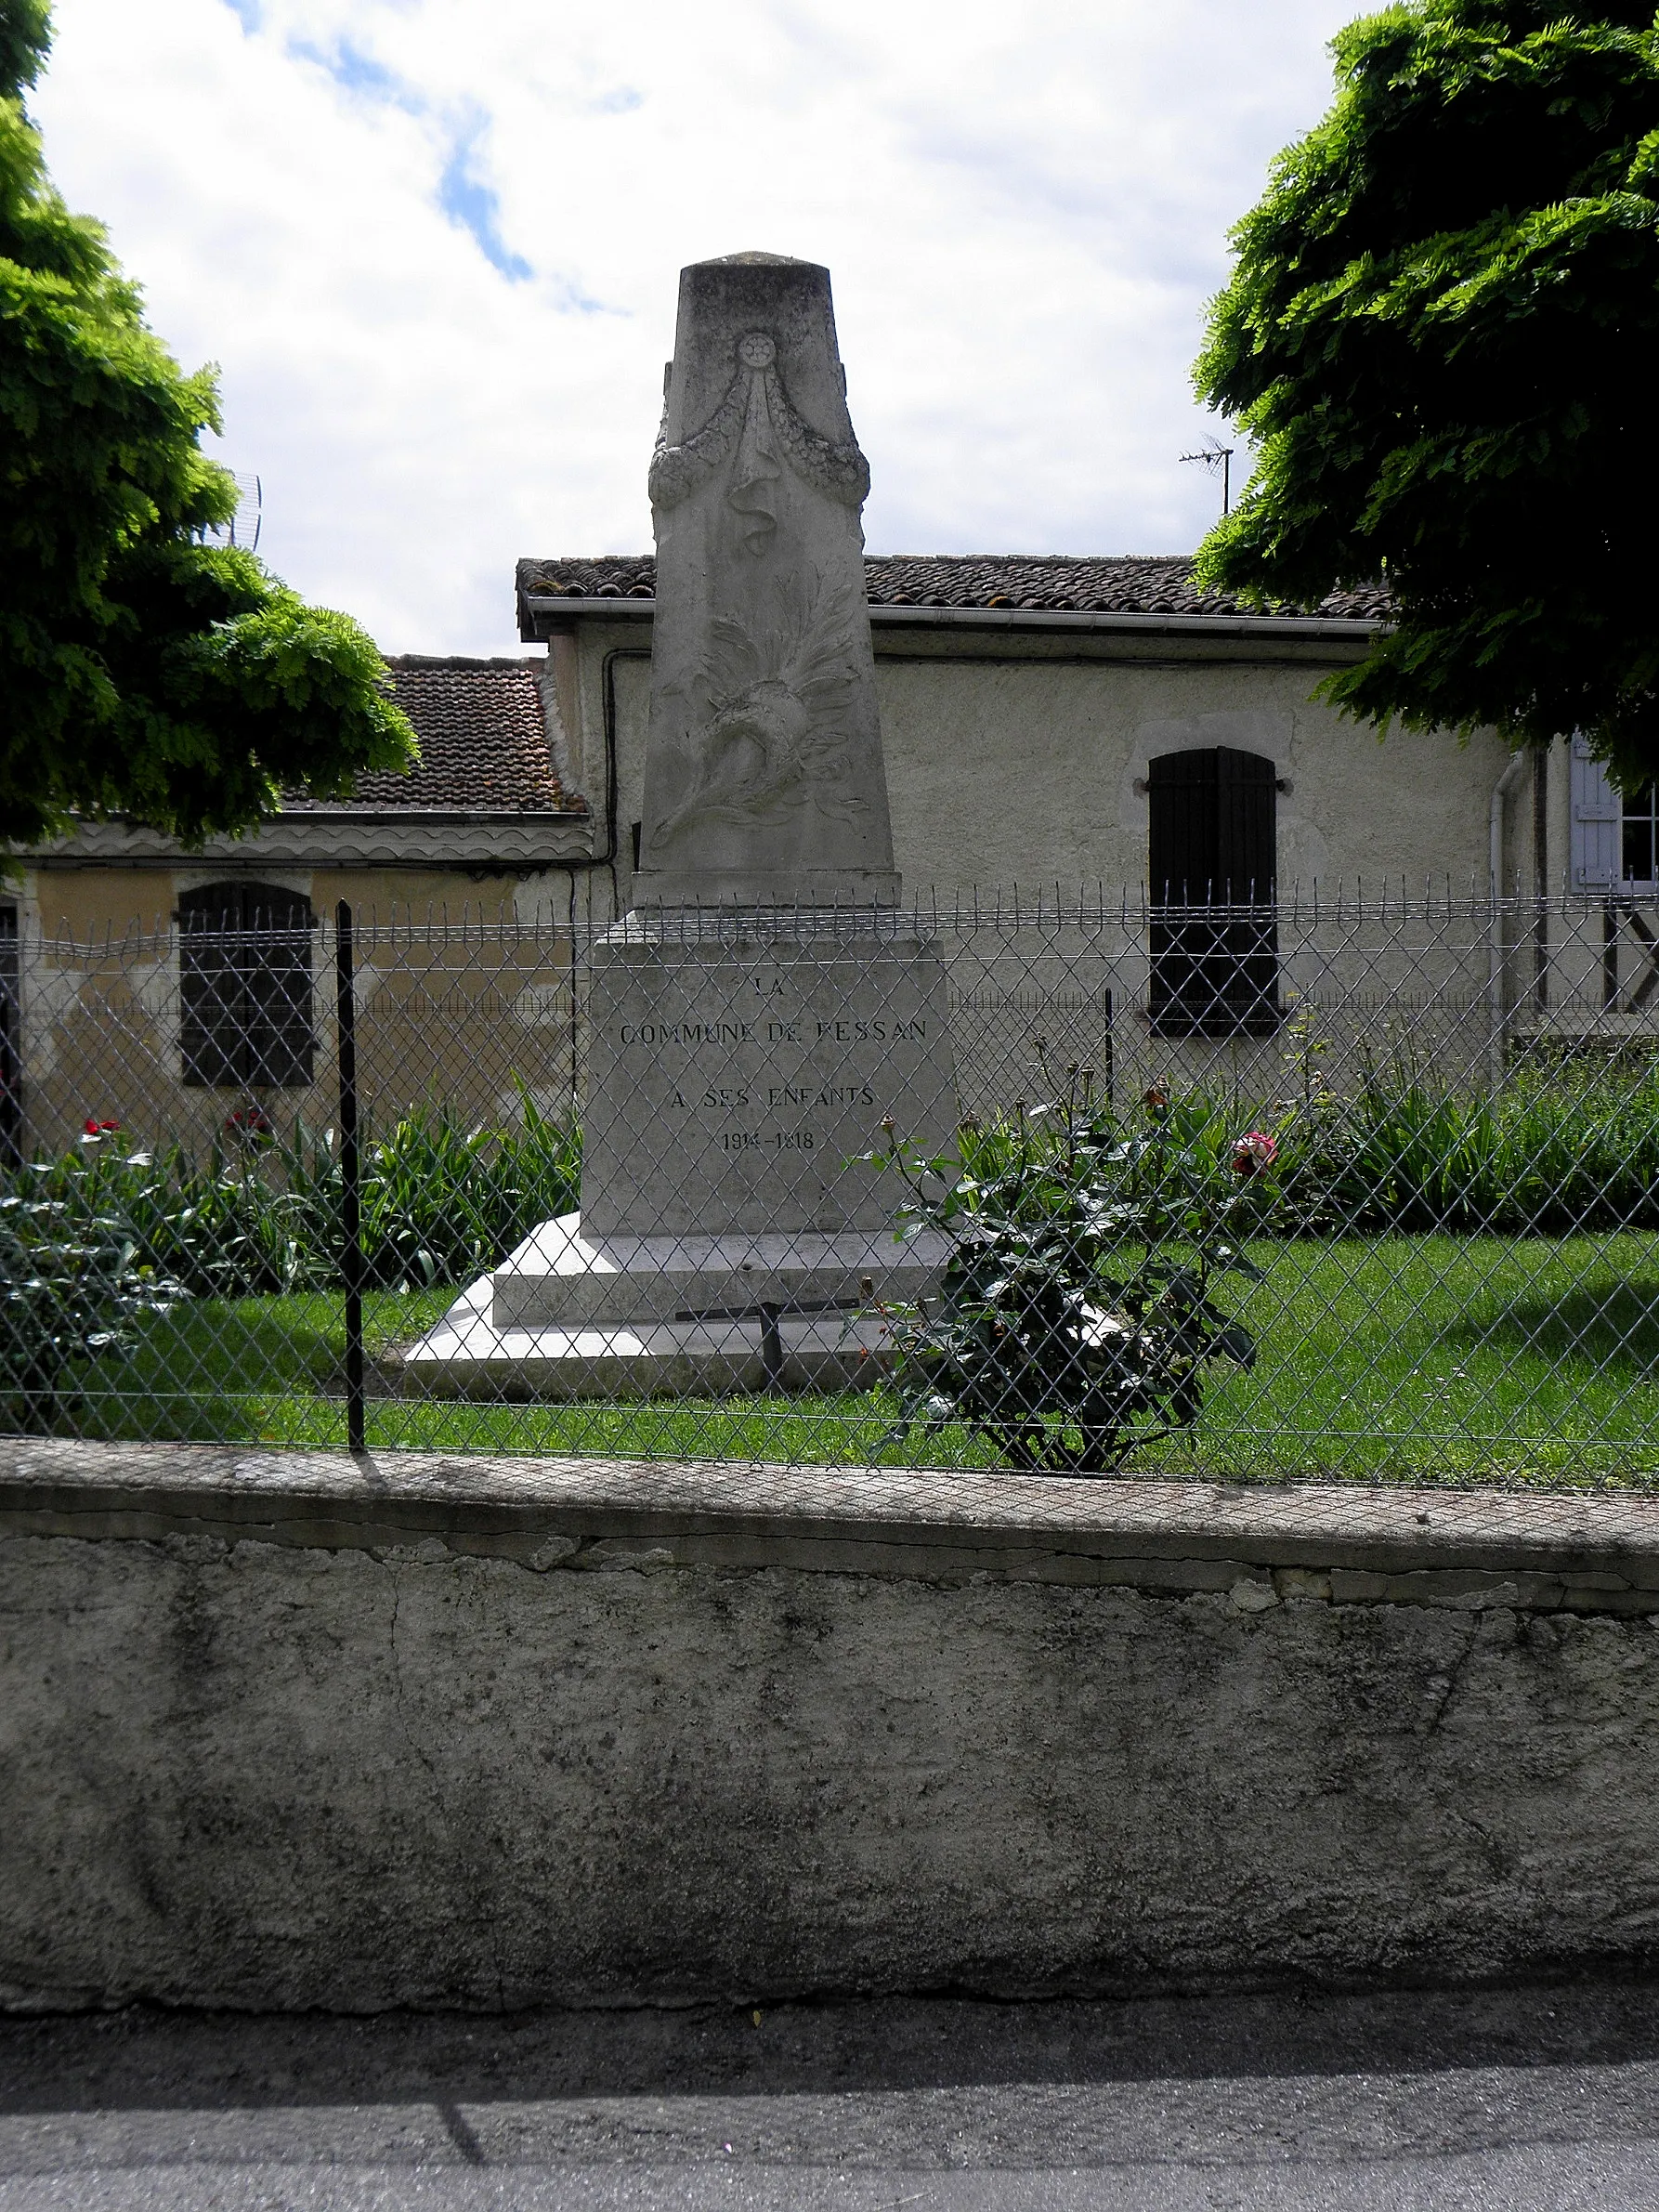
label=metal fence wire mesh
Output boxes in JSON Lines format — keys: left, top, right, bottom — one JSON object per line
{"left": 6, "top": 888, "right": 1659, "bottom": 1486}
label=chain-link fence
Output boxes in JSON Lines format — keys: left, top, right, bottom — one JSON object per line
{"left": 5, "top": 889, "right": 1659, "bottom": 1486}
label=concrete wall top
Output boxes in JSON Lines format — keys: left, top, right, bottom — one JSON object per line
{"left": 6, "top": 1442, "right": 1656, "bottom": 1616}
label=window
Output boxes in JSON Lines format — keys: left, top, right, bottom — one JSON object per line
{"left": 179, "top": 882, "right": 316, "bottom": 1089}
{"left": 1622, "top": 786, "right": 1659, "bottom": 890}
{"left": 1147, "top": 746, "right": 1280, "bottom": 1037}
{"left": 0, "top": 906, "right": 18, "bottom": 1168}
{"left": 1571, "top": 737, "right": 1658, "bottom": 892}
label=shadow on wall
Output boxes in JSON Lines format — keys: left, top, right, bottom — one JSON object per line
{"left": 7, "top": 1983, "right": 1659, "bottom": 2111}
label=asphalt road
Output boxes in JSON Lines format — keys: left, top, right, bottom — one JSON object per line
{"left": 6, "top": 1978, "right": 1659, "bottom": 2209}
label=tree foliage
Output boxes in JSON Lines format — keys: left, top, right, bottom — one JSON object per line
{"left": 1194, "top": 1, "right": 1659, "bottom": 785}
{"left": 0, "top": 0, "right": 415, "bottom": 849}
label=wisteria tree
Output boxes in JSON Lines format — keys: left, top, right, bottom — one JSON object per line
{"left": 1195, "top": 0, "right": 1659, "bottom": 784}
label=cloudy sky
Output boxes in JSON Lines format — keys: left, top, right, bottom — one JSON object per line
{"left": 33, "top": 0, "right": 1360, "bottom": 656}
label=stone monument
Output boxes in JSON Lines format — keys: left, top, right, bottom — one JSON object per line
{"left": 633, "top": 253, "right": 898, "bottom": 907}
{"left": 410, "top": 255, "right": 958, "bottom": 1396}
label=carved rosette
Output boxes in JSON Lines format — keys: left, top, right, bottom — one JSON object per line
{"left": 648, "top": 332, "right": 870, "bottom": 518}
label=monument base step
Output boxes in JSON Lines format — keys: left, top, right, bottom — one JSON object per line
{"left": 400, "top": 1274, "right": 900, "bottom": 1400}
{"left": 487, "top": 1211, "right": 952, "bottom": 1329}
{"left": 397, "top": 1211, "right": 951, "bottom": 1400}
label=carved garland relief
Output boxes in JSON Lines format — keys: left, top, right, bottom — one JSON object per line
{"left": 648, "top": 331, "right": 870, "bottom": 530}
{"left": 648, "top": 334, "right": 874, "bottom": 856}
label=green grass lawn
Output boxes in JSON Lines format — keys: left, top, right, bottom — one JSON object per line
{"left": 35, "top": 1234, "right": 1659, "bottom": 1484}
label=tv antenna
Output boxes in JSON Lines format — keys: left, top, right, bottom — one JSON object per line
{"left": 202, "top": 471, "right": 262, "bottom": 554}
{"left": 1180, "top": 438, "right": 1234, "bottom": 517}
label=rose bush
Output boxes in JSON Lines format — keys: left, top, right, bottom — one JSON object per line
{"left": 867, "top": 1054, "right": 1283, "bottom": 1475}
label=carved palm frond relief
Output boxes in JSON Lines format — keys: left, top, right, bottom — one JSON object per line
{"left": 649, "top": 574, "right": 872, "bottom": 851}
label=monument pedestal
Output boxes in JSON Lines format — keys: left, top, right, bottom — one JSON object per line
{"left": 406, "top": 917, "right": 960, "bottom": 1398}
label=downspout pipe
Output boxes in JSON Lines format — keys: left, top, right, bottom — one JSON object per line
{"left": 1488, "top": 751, "right": 1529, "bottom": 1081}
{"left": 1490, "top": 751, "right": 1527, "bottom": 899}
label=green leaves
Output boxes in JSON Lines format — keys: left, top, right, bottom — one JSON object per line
{"left": 869, "top": 1062, "right": 1279, "bottom": 1476}
{"left": 1194, "top": 1, "right": 1659, "bottom": 782}
{"left": 0, "top": 1099, "right": 582, "bottom": 1354}
{"left": 0, "top": 1169, "right": 184, "bottom": 1429}
{"left": 0, "top": 2, "right": 49, "bottom": 107}
{"left": 0, "top": 2, "right": 416, "bottom": 848}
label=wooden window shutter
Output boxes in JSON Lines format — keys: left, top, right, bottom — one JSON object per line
{"left": 1147, "top": 748, "right": 1280, "bottom": 1037}
{"left": 1148, "top": 748, "right": 1220, "bottom": 903}
{"left": 1215, "top": 746, "right": 1277, "bottom": 902}
{"left": 180, "top": 883, "right": 316, "bottom": 1089}
{"left": 1571, "top": 735, "right": 1621, "bottom": 891}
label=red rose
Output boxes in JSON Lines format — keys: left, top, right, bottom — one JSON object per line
{"left": 1231, "top": 1130, "right": 1278, "bottom": 1177}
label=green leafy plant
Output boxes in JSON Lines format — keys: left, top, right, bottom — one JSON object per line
{"left": 0, "top": 1148, "right": 182, "bottom": 1428}
{"left": 351, "top": 1088, "right": 582, "bottom": 1291}
{"left": 868, "top": 1056, "right": 1279, "bottom": 1474}
{"left": 943, "top": 1047, "right": 1659, "bottom": 1239}
{"left": 0, "top": 1093, "right": 583, "bottom": 1304}
{"left": 1275, "top": 1047, "right": 1659, "bottom": 1235}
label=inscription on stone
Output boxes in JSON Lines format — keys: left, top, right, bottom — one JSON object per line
{"left": 581, "top": 938, "right": 959, "bottom": 1237}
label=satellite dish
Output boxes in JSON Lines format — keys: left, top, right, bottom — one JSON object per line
{"left": 202, "top": 471, "right": 263, "bottom": 554}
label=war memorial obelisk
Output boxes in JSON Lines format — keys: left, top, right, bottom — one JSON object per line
{"left": 412, "top": 254, "right": 957, "bottom": 1394}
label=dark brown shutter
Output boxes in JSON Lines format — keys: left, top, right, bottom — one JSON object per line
{"left": 1149, "top": 748, "right": 1220, "bottom": 904}
{"left": 1215, "top": 747, "right": 1276, "bottom": 903}
{"left": 242, "top": 885, "right": 316, "bottom": 1088}
{"left": 180, "top": 884, "right": 243, "bottom": 1087}
{"left": 180, "top": 883, "right": 316, "bottom": 1089}
{"left": 1148, "top": 749, "right": 1280, "bottom": 1037}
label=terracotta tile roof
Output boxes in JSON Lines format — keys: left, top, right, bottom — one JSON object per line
{"left": 516, "top": 553, "right": 1390, "bottom": 622}
{"left": 287, "top": 657, "right": 585, "bottom": 814}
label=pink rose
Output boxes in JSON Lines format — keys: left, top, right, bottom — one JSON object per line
{"left": 1231, "top": 1130, "right": 1278, "bottom": 1177}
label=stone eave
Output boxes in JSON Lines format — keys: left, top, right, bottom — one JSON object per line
{"left": 23, "top": 812, "right": 596, "bottom": 871}
{"left": 519, "top": 595, "right": 1383, "bottom": 645}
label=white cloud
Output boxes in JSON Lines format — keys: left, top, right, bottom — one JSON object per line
{"left": 31, "top": 0, "right": 1359, "bottom": 653}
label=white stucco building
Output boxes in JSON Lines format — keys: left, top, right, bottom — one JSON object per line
{"left": 516, "top": 552, "right": 1574, "bottom": 914}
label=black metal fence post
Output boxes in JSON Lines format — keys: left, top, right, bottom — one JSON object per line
{"left": 334, "top": 900, "right": 366, "bottom": 1455}
{"left": 0, "top": 905, "right": 20, "bottom": 1171}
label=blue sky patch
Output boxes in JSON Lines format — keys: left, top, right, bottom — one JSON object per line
{"left": 288, "top": 34, "right": 425, "bottom": 113}
{"left": 438, "top": 119, "right": 532, "bottom": 283}
{"left": 220, "top": 0, "right": 261, "bottom": 30}
{"left": 283, "top": 40, "right": 528, "bottom": 283}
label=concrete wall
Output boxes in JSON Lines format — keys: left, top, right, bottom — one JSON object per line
{"left": 0, "top": 618, "right": 1550, "bottom": 1151}
{"left": 6, "top": 883, "right": 579, "bottom": 1154}
{"left": 877, "top": 642, "right": 1507, "bottom": 897}
{"left": 5, "top": 1443, "right": 1659, "bottom": 2014}
{"left": 12, "top": 619, "right": 1518, "bottom": 949}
